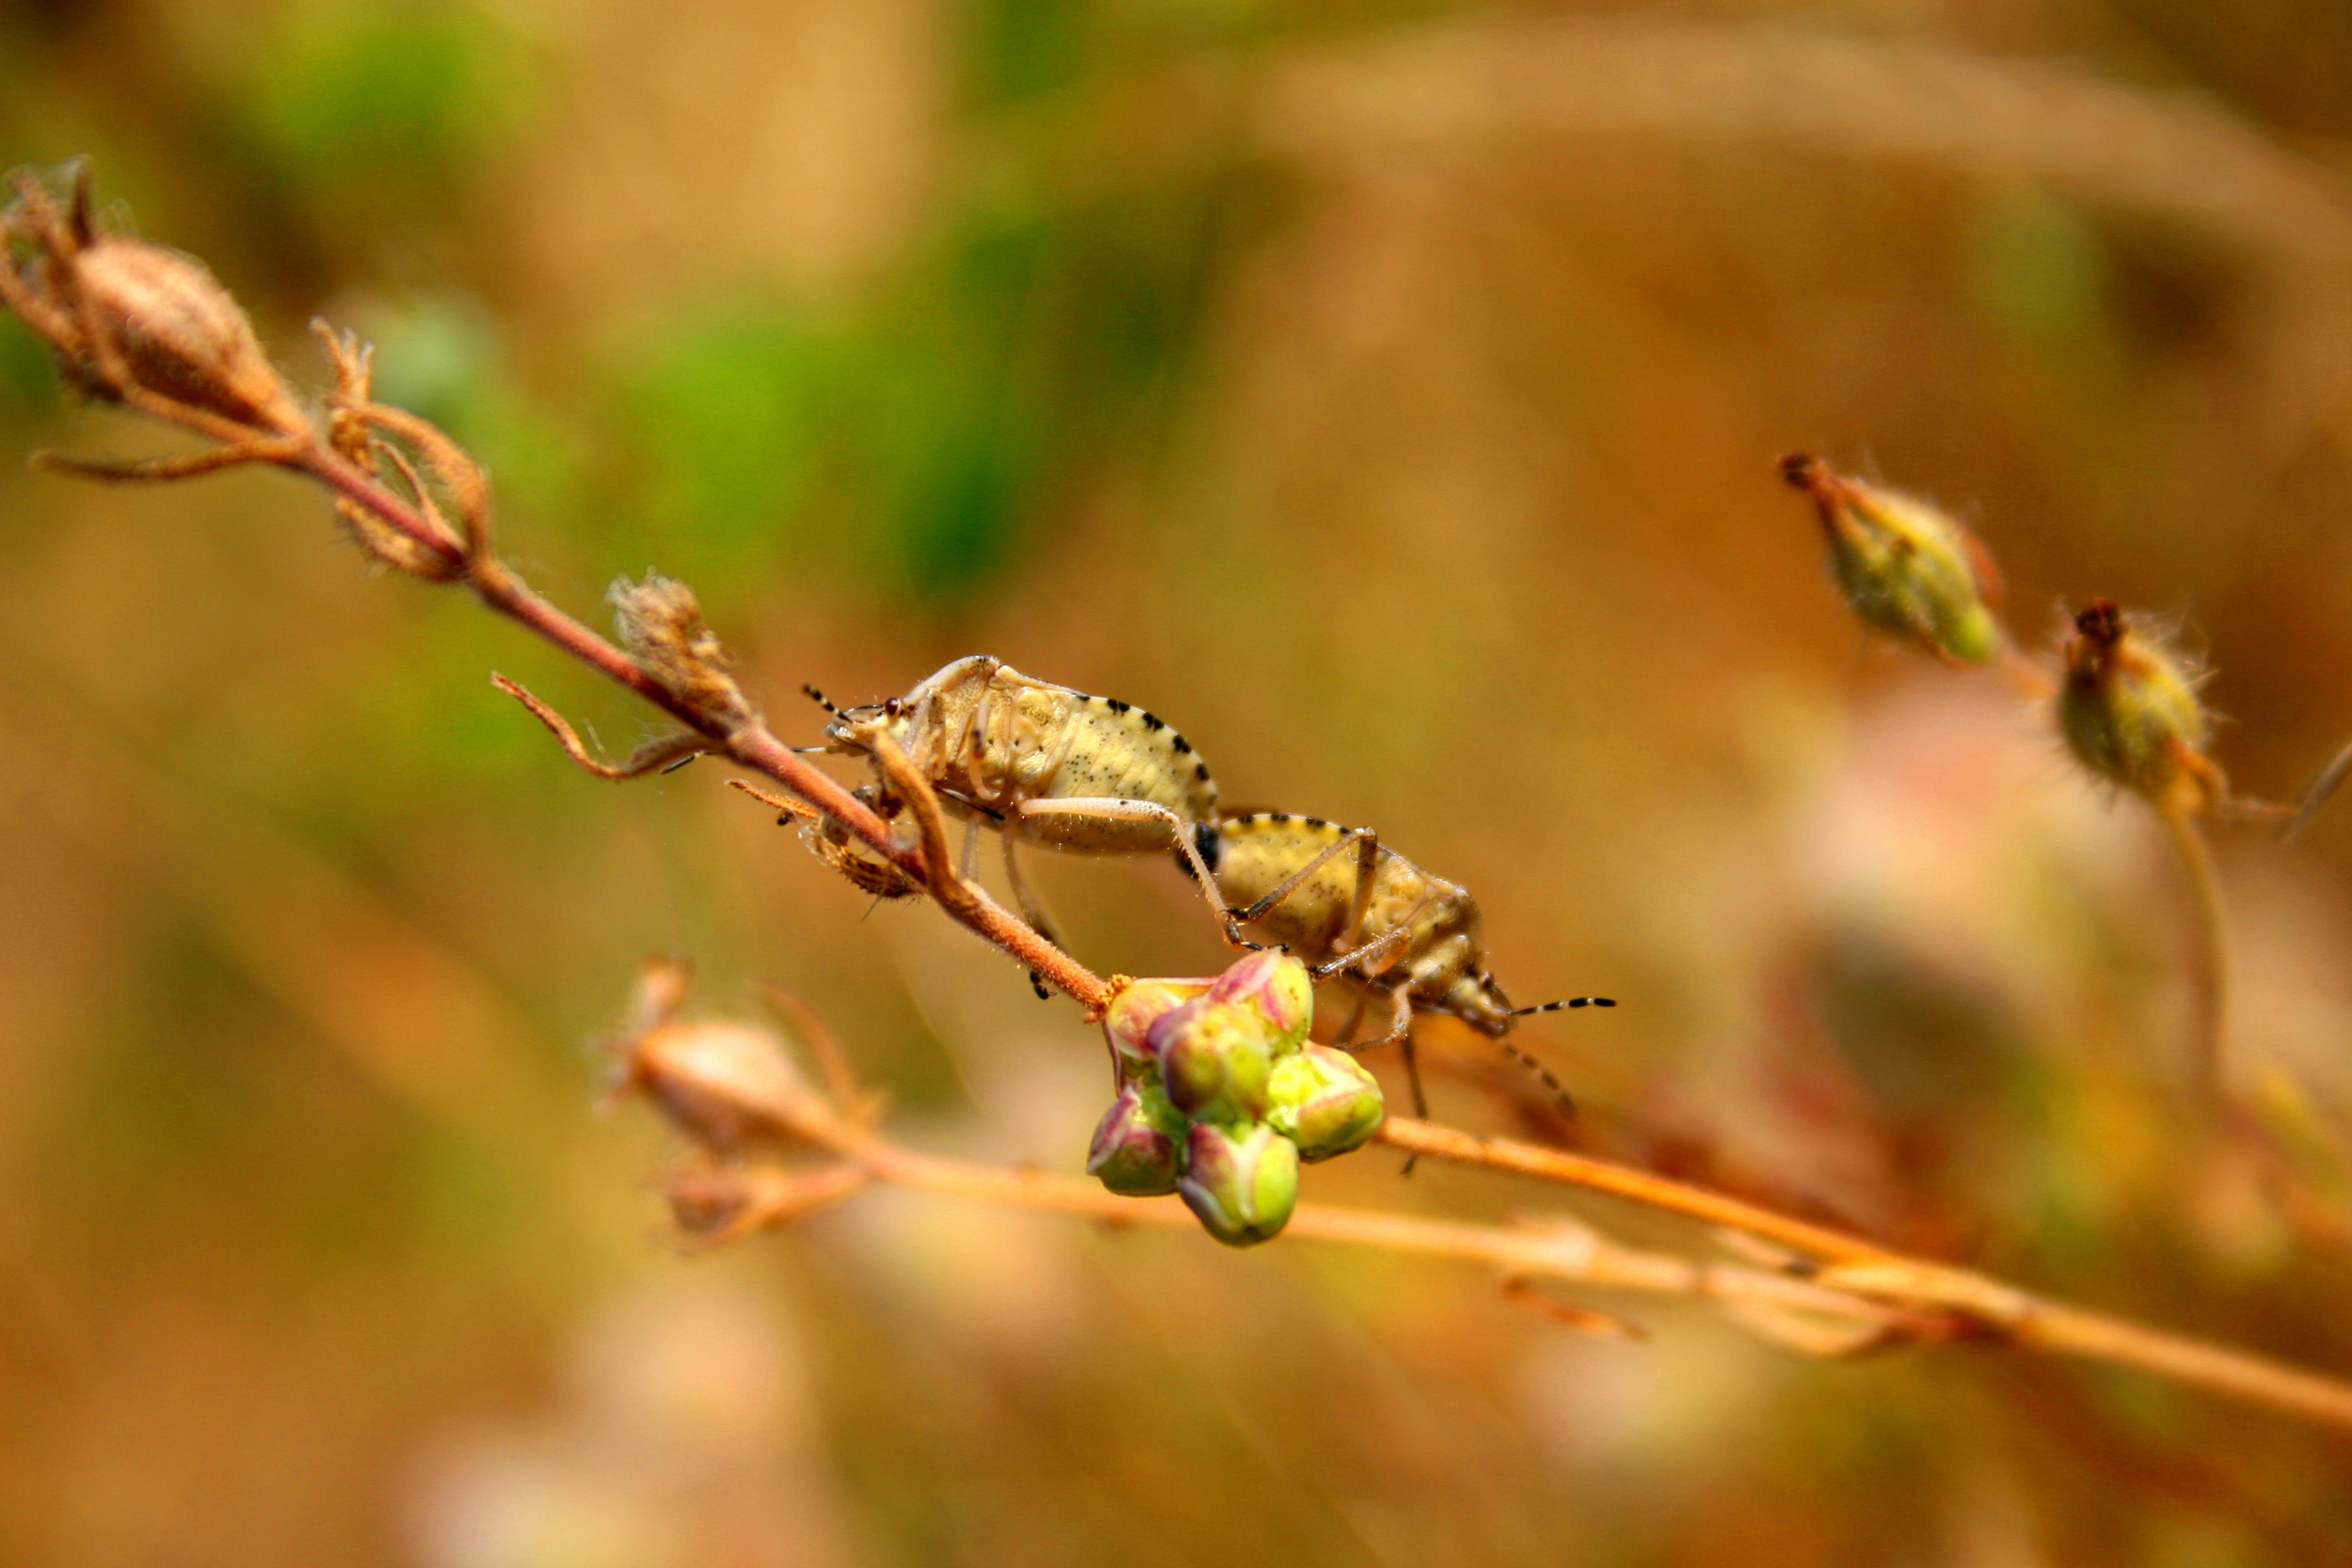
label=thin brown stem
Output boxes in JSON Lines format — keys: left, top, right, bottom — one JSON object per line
{"left": 2155, "top": 793, "right": 2228, "bottom": 1093}
{"left": 745, "top": 1082, "right": 2352, "bottom": 1432}
{"left": 1375, "top": 1116, "right": 1899, "bottom": 1265}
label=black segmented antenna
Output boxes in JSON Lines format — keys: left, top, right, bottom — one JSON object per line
{"left": 1512, "top": 996, "right": 1615, "bottom": 1016}
{"left": 1498, "top": 1038, "right": 1578, "bottom": 1120}
{"left": 802, "top": 684, "right": 841, "bottom": 716}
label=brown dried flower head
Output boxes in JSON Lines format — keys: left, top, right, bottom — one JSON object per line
{"left": 610, "top": 572, "right": 753, "bottom": 728}
{"left": 3, "top": 163, "right": 303, "bottom": 434}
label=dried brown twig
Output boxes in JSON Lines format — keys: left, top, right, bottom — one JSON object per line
{"left": 0, "top": 160, "right": 1107, "bottom": 1014}
{"left": 621, "top": 973, "right": 2352, "bottom": 1433}
{"left": 14, "top": 159, "right": 2352, "bottom": 1438}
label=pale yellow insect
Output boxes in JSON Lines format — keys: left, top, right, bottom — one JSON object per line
{"left": 1203, "top": 810, "right": 1611, "bottom": 1114}
{"left": 803, "top": 656, "right": 1233, "bottom": 947}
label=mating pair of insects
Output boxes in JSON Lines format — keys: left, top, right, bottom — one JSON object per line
{"left": 754, "top": 655, "right": 1610, "bottom": 1113}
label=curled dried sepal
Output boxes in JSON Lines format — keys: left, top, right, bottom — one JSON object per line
{"left": 1781, "top": 454, "right": 2004, "bottom": 667}
{"left": 1178, "top": 1121, "right": 1300, "bottom": 1246}
{"left": 2058, "top": 598, "right": 2223, "bottom": 810}
{"left": 3, "top": 163, "right": 305, "bottom": 436}
{"left": 611, "top": 573, "right": 752, "bottom": 729}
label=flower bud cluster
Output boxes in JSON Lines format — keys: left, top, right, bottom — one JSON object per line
{"left": 1781, "top": 454, "right": 2004, "bottom": 667}
{"left": 1087, "top": 951, "right": 1383, "bottom": 1246}
{"left": 2058, "top": 597, "right": 2219, "bottom": 810}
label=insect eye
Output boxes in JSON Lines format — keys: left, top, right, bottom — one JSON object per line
{"left": 885, "top": 697, "right": 901, "bottom": 718}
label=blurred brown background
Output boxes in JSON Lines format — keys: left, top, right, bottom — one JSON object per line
{"left": 7, "top": 0, "right": 2352, "bottom": 1563}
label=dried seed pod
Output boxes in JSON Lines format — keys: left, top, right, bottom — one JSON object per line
{"left": 5, "top": 167, "right": 302, "bottom": 433}
{"left": 623, "top": 1020, "right": 809, "bottom": 1153}
{"left": 610, "top": 573, "right": 752, "bottom": 728}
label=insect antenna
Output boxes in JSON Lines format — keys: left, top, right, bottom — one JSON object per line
{"left": 1497, "top": 1038, "right": 1579, "bottom": 1121}
{"left": 1511, "top": 996, "right": 1616, "bottom": 1015}
{"left": 802, "top": 684, "right": 842, "bottom": 716}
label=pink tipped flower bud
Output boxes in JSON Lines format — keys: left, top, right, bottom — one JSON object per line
{"left": 1266, "top": 1045, "right": 1385, "bottom": 1162}
{"left": 1085, "top": 1083, "right": 1185, "bottom": 1196}
{"left": 1101, "top": 979, "right": 1208, "bottom": 1073}
{"left": 1178, "top": 1121, "right": 1300, "bottom": 1246}
{"left": 1149, "top": 1000, "right": 1273, "bottom": 1123}
{"left": 1206, "top": 950, "right": 1314, "bottom": 1053}
{"left": 625, "top": 1020, "right": 807, "bottom": 1153}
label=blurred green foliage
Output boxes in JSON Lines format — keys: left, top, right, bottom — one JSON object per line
{"left": 240, "top": 1, "right": 536, "bottom": 192}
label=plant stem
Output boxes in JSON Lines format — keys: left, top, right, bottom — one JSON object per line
{"left": 2155, "top": 793, "right": 2228, "bottom": 1093}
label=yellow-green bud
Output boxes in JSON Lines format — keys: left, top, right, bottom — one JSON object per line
{"left": 1206, "top": 950, "right": 1314, "bottom": 1054}
{"left": 1149, "top": 1000, "right": 1273, "bottom": 1123}
{"left": 1086, "top": 1083, "right": 1187, "bottom": 1196}
{"left": 1178, "top": 1121, "right": 1300, "bottom": 1246}
{"left": 2058, "top": 598, "right": 2218, "bottom": 809}
{"left": 1101, "top": 979, "right": 1207, "bottom": 1075}
{"left": 1781, "top": 454, "right": 2003, "bottom": 667}
{"left": 1267, "top": 1046, "right": 1385, "bottom": 1161}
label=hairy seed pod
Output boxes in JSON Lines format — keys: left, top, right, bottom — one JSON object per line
{"left": 2058, "top": 597, "right": 2216, "bottom": 807}
{"left": 53, "top": 232, "right": 305, "bottom": 432}
{"left": 1781, "top": 454, "right": 2003, "bottom": 666}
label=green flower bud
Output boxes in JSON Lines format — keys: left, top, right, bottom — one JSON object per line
{"left": 1267, "top": 1045, "right": 1385, "bottom": 1161}
{"left": 1206, "top": 950, "right": 1314, "bottom": 1054}
{"left": 1101, "top": 979, "right": 1207, "bottom": 1076}
{"left": 1178, "top": 1121, "right": 1300, "bottom": 1246}
{"left": 1086, "top": 1083, "right": 1187, "bottom": 1196}
{"left": 2059, "top": 597, "right": 2220, "bottom": 810}
{"left": 1781, "top": 454, "right": 2004, "bottom": 667}
{"left": 1150, "top": 1000, "right": 1273, "bottom": 1123}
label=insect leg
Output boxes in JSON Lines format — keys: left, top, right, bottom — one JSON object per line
{"left": 1380, "top": 978, "right": 1429, "bottom": 1173}
{"left": 1227, "top": 826, "right": 1379, "bottom": 928}
{"left": 999, "top": 834, "right": 1061, "bottom": 999}
{"left": 1312, "top": 919, "right": 1416, "bottom": 981}
{"left": 1009, "top": 798, "right": 1244, "bottom": 946}
{"left": 1332, "top": 988, "right": 1369, "bottom": 1048}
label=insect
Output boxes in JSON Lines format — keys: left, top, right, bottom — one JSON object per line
{"left": 732, "top": 778, "right": 924, "bottom": 901}
{"left": 800, "top": 656, "right": 1235, "bottom": 950}
{"left": 1200, "top": 810, "right": 1613, "bottom": 1116}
